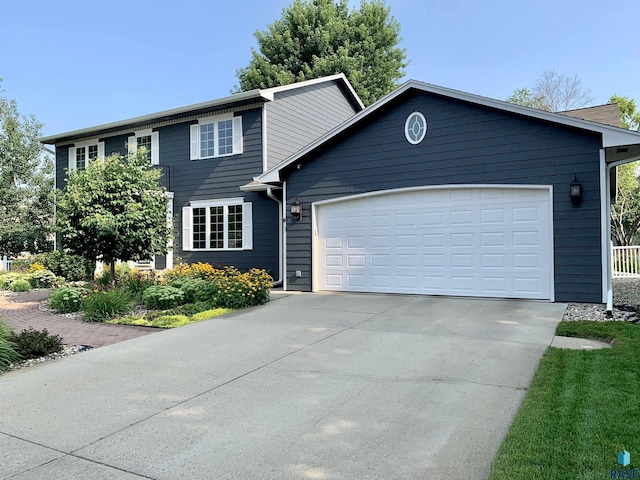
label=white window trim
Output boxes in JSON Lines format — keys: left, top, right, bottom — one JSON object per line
{"left": 182, "top": 197, "right": 252, "bottom": 251}
{"left": 68, "top": 139, "right": 105, "bottom": 172}
{"left": 190, "top": 113, "right": 243, "bottom": 161}
{"left": 128, "top": 129, "right": 159, "bottom": 165}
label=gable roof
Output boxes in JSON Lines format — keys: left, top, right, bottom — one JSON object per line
{"left": 40, "top": 74, "right": 363, "bottom": 145}
{"left": 258, "top": 80, "right": 640, "bottom": 184}
{"left": 558, "top": 103, "right": 621, "bottom": 127}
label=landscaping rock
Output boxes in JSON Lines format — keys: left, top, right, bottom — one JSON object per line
{"left": 6, "top": 344, "right": 94, "bottom": 372}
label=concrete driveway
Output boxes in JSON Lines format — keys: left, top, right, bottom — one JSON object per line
{"left": 0, "top": 292, "right": 566, "bottom": 480}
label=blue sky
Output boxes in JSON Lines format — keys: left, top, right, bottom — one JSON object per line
{"left": 1, "top": 0, "right": 638, "bottom": 138}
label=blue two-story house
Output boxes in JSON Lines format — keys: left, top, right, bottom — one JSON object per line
{"left": 40, "top": 74, "right": 364, "bottom": 283}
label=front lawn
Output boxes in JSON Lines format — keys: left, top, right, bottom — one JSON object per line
{"left": 489, "top": 321, "right": 640, "bottom": 479}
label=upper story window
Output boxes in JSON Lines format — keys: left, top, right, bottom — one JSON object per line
{"left": 182, "top": 198, "right": 252, "bottom": 251}
{"left": 128, "top": 129, "right": 159, "bottom": 165}
{"left": 68, "top": 140, "right": 105, "bottom": 172}
{"left": 190, "top": 114, "right": 243, "bottom": 160}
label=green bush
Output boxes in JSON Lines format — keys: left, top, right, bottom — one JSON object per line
{"left": 40, "top": 251, "right": 95, "bottom": 282}
{"left": 122, "top": 270, "right": 158, "bottom": 301}
{"left": 49, "top": 287, "right": 87, "bottom": 313}
{"left": 8, "top": 328, "right": 63, "bottom": 359}
{"left": 142, "top": 285, "right": 185, "bottom": 310}
{"left": 9, "top": 259, "right": 31, "bottom": 273}
{"left": 9, "top": 279, "right": 30, "bottom": 292}
{"left": 0, "top": 273, "right": 23, "bottom": 289}
{"left": 96, "top": 263, "right": 132, "bottom": 286}
{"left": 152, "top": 315, "right": 190, "bottom": 328}
{"left": 82, "top": 288, "right": 132, "bottom": 322}
{"left": 27, "top": 269, "right": 59, "bottom": 288}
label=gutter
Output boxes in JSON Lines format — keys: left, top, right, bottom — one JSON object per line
{"left": 266, "top": 187, "right": 283, "bottom": 287}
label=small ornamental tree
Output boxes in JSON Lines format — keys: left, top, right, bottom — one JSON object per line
{"left": 56, "top": 150, "right": 171, "bottom": 283}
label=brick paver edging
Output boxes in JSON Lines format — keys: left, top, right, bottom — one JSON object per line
{"left": 0, "top": 290, "right": 158, "bottom": 348}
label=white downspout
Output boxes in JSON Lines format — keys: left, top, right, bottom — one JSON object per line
{"left": 604, "top": 152, "right": 640, "bottom": 313}
{"left": 267, "top": 187, "right": 283, "bottom": 287}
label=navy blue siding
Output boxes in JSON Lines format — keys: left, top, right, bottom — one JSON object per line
{"left": 283, "top": 90, "right": 603, "bottom": 303}
{"left": 158, "top": 108, "right": 278, "bottom": 276}
{"left": 53, "top": 107, "right": 279, "bottom": 277}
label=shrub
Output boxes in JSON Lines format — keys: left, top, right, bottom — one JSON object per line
{"left": 123, "top": 270, "right": 158, "bottom": 301}
{"left": 152, "top": 315, "right": 190, "bottom": 328}
{"left": 0, "top": 273, "right": 23, "bottom": 289}
{"left": 142, "top": 285, "right": 185, "bottom": 310}
{"left": 49, "top": 287, "right": 87, "bottom": 313}
{"left": 9, "top": 259, "right": 31, "bottom": 273}
{"left": 8, "top": 328, "right": 63, "bottom": 359}
{"left": 36, "top": 251, "right": 95, "bottom": 282}
{"left": 82, "top": 288, "right": 132, "bottom": 322}
{"left": 9, "top": 279, "right": 30, "bottom": 292}
{"left": 96, "top": 263, "right": 132, "bottom": 286}
{"left": 27, "top": 269, "right": 59, "bottom": 288}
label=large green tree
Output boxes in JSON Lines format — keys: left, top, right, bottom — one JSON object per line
{"left": 235, "top": 0, "right": 408, "bottom": 106}
{"left": 56, "top": 150, "right": 170, "bottom": 282}
{"left": 610, "top": 95, "right": 640, "bottom": 245}
{"left": 0, "top": 82, "right": 54, "bottom": 257}
{"left": 506, "top": 69, "right": 594, "bottom": 112}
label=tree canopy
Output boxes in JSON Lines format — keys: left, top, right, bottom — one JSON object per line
{"left": 610, "top": 96, "right": 640, "bottom": 245}
{"left": 235, "top": 0, "right": 408, "bottom": 106}
{"left": 506, "top": 69, "right": 595, "bottom": 112}
{"left": 610, "top": 94, "right": 640, "bottom": 131}
{"left": 0, "top": 82, "right": 54, "bottom": 257}
{"left": 56, "top": 150, "right": 171, "bottom": 281}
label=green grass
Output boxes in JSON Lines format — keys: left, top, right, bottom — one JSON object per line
{"left": 489, "top": 321, "right": 640, "bottom": 479}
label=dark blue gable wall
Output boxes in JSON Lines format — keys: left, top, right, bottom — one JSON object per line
{"left": 283, "top": 90, "right": 603, "bottom": 302}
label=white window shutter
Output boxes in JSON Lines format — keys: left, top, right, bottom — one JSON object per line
{"left": 127, "top": 135, "right": 136, "bottom": 156}
{"left": 98, "top": 142, "right": 105, "bottom": 159}
{"left": 182, "top": 206, "right": 193, "bottom": 251}
{"left": 151, "top": 131, "right": 159, "bottom": 165}
{"left": 190, "top": 124, "right": 200, "bottom": 160}
{"left": 68, "top": 147, "right": 76, "bottom": 171}
{"left": 242, "top": 202, "right": 252, "bottom": 250}
{"left": 233, "top": 116, "right": 243, "bottom": 155}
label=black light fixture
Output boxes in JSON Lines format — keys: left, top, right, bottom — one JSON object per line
{"left": 291, "top": 199, "right": 302, "bottom": 220}
{"left": 570, "top": 175, "right": 582, "bottom": 205}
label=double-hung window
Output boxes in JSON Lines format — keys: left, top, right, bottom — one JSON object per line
{"left": 128, "top": 129, "right": 159, "bottom": 165}
{"left": 190, "top": 114, "right": 243, "bottom": 160}
{"left": 182, "top": 198, "right": 252, "bottom": 251}
{"left": 68, "top": 140, "right": 105, "bottom": 172}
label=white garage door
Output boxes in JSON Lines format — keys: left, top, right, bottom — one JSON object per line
{"left": 315, "top": 186, "right": 553, "bottom": 300}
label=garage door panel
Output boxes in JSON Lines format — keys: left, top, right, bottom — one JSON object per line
{"left": 316, "top": 187, "right": 552, "bottom": 300}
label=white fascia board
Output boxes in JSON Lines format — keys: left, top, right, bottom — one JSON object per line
{"left": 261, "top": 73, "right": 364, "bottom": 110}
{"left": 258, "top": 79, "right": 640, "bottom": 183}
{"left": 40, "top": 88, "right": 269, "bottom": 145}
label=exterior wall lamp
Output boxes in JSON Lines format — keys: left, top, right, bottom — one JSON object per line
{"left": 291, "top": 199, "right": 302, "bottom": 220}
{"left": 570, "top": 175, "right": 582, "bottom": 205}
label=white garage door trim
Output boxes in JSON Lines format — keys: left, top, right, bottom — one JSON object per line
{"left": 312, "top": 184, "right": 555, "bottom": 300}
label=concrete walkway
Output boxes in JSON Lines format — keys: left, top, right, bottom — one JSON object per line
{"left": 0, "top": 293, "right": 567, "bottom": 480}
{"left": 0, "top": 290, "right": 157, "bottom": 348}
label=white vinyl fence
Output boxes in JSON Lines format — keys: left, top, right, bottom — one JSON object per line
{"left": 613, "top": 246, "right": 640, "bottom": 277}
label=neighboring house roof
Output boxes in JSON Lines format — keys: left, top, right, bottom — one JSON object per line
{"left": 40, "top": 74, "right": 363, "bottom": 145}
{"left": 558, "top": 103, "right": 621, "bottom": 128}
{"left": 258, "top": 80, "right": 640, "bottom": 184}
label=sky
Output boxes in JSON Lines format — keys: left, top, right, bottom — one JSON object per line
{"left": 1, "top": 0, "right": 638, "bottom": 139}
